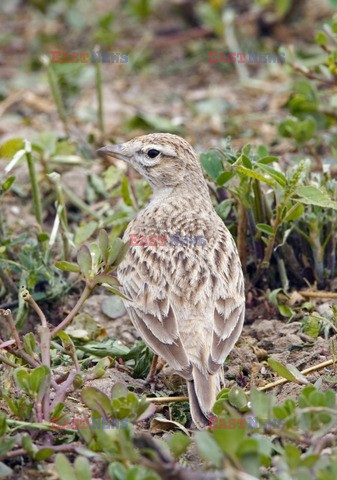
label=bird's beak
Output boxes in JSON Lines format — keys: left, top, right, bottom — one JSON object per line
{"left": 97, "top": 144, "right": 130, "bottom": 162}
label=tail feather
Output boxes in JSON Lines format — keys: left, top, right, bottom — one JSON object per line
{"left": 187, "top": 366, "right": 219, "bottom": 429}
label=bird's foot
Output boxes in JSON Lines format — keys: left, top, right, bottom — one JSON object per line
{"left": 144, "top": 372, "right": 158, "bottom": 392}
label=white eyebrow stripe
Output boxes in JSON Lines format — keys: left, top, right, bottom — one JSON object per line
{"left": 143, "top": 144, "right": 176, "bottom": 157}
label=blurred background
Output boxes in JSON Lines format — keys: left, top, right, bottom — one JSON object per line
{"left": 0, "top": 0, "right": 335, "bottom": 151}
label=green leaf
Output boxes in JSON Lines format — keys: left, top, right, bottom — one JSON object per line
{"left": 0, "top": 413, "right": 6, "bottom": 437}
{"left": 23, "top": 332, "right": 37, "bottom": 357}
{"left": 1, "top": 176, "right": 15, "bottom": 192}
{"left": 278, "top": 304, "right": 295, "bottom": 318}
{"left": 36, "top": 131, "right": 58, "bottom": 155}
{"left": 316, "top": 31, "right": 328, "bottom": 45}
{"left": 195, "top": 431, "right": 223, "bottom": 468}
{"left": 57, "top": 331, "right": 75, "bottom": 348}
{"left": 51, "top": 402, "right": 66, "bottom": 421}
{"left": 111, "top": 383, "right": 128, "bottom": 398}
{"left": 284, "top": 444, "right": 301, "bottom": 469}
{"left": 121, "top": 176, "right": 134, "bottom": 207}
{"left": 108, "top": 238, "right": 123, "bottom": 266}
{"left": 286, "top": 364, "right": 310, "bottom": 385}
{"left": 257, "top": 155, "right": 278, "bottom": 164}
{"left": 74, "top": 456, "right": 92, "bottom": 480}
{"left": 55, "top": 453, "right": 77, "bottom": 480}
{"left": 55, "top": 261, "right": 80, "bottom": 273}
{"left": 215, "top": 199, "right": 233, "bottom": 221}
{"left": 98, "top": 229, "right": 109, "bottom": 263}
{"left": 166, "top": 432, "right": 191, "bottom": 458}
{"left": 35, "top": 448, "right": 54, "bottom": 461}
{"left": 127, "top": 113, "right": 180, "bottom": 133}
{"left": 0, "top": 138, "right": 24, "bottom": 158}
{"left": 236, "top": 165, "right": 275, "bottom": 186}
{"left": 77, "top": 245, "right": 92, "bottom": 277}
{"left": 256, "top": 223, "right": 274, "bottom": 236}
{"left": 211, "top": 420, "right": 246, "bottom": 458}
{"left": 268, "top": 358, "right": 297, "bottom": 382}
{"left": 100, "top": 284, "right": 129, "bottom": 300}
{"left": 103, "top": 165, "right": 122, "bottom": 190}
{"left": 75, "top": 221, "right": 98, "bottom": 246}
{"left": 284, "top": 202, "right": 304, "bottom": 221}
{"left": 200, "top": 152, "right": 224, "bottom": 181}
{"left": 14, "top": 368, "right": 31, "bottom": 394}
{"left": 0, "top": 436, "right": 17, "bottom": 458}
{"left": 89, "top": 242, "right": 100, "bottom": 270}
{"left": 250, "top": 389, "right": 275, "bottom": 418}
{"left": 256, "top": 145, "right": 269, "bottom": 159}
{"left": 258, "top": 163, "right": 287, "bottom": 187}
{"left": 216, "top": 171, "right": 235, "bottom": 186}
{"left": 228, "top": 386, "right": 248, "bottom": 410}
{"left": 279, "top": 116, "right": 316, "bottom": 143}
{"left": 241, "top": 154, "right": 252, "bottom": 169}
{"left": 0, "top": 462, "right": 12, "bottom": 478}
{"left": 22, "top": 433, "right": 37, "bottom": 456}
{"left": 92, "top": 357, "right": 111, "bottom": 379}
{"left": 81, "top": 386, "right": 112, "bottom": 418}
{"left": 30, "top": 365, "right": 51, "bottom": 396}
{"left": 295, "top": 186, "right": 337, "bottom": 210}
{"left": 93, "top": 274, "right": 119, "bottom": 286}
{"left": 302, "top": 315, "right": 321, "bottom": 338}
{"left": 108, "top": 462, "right": 127, "bottom": 480}
{"left": 113, "top": 240, "right": 130, "bottom": 267}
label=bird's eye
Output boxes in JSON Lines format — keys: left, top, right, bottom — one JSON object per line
{"left": 147, "top": 149, "right": 160, "bottom": 159}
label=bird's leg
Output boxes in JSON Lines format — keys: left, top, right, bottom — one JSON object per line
{"left": 144, "top": 354, "right": 159, "bottom": 391}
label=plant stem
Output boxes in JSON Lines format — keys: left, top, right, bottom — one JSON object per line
{"left": 293, "top": 63, "right": 337, "bottom": 86}
{"left": 275, "top": 251, "right": 289, "bottom": 291}
{"left": 252, "top": 179, "right": 264, "bottom": 224}
{"left": 0, "top": 308, "right": 22, "bottom": 349}
{"left": 48, "top": 173, "right": 70, "bottom": 260}
{"left": 250, "top": 206, "right": 282, "bottom": 286}
{"left": 147, "top": 396, "right": 189, "bottom": 403}
{"left": 42, "top": 56, "right": 69, "bottom": 134}
{"left": 39, "top": 325, "right": 51, "bottom": 421}
{"left": 258, "top": 358, "right": 334, "bottom": 392}
{"left": 7, "top": 346, "right": 40, "bottom": 367}
{"left": 0, "top": 339, "right": 16, "bottom": 349}
{"left": 21, "top": 290, "right": 47, "bottom": 328}
{"left": 299, "top": 291, "right": 337, "bottom": 299}
{"left": 95, "top": 58, "right": 104, "bottom": 136}
{"left": 51, "top": 284, "right": 93, "bottom": 337}
{"left": 0, "top": 353, "right": 19, "bottom": 368}
{"left": 0, "top": 265, "right": 18, "bottom": 296}
{"left": 50, "top": 370, "right": 77, "bottom": 410}
{"left": 3, "top": 443, "right": 79, "bottom": 460}
{"left": 25, "top": 143, "right": 43, "bottom": 227}
{"left": 6, "top": 418, "right": 76, "bottom": 433}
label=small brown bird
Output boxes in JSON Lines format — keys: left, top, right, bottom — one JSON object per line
{"left": 98, "top": 133, "right": 245, "bottom": 429}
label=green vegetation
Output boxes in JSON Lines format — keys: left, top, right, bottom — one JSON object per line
{"left": 1, "top": 1, "right": 337, "bottom": 479}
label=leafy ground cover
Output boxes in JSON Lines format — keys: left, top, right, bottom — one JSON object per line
{"left": 1, "top": 1, "right": 337, "bottom": 478}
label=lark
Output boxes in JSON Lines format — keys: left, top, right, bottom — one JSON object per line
{"left": 98, "top": 133, "right": 245, "bottom": 429}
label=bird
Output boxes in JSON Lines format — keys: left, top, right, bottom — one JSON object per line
{"left": 97, "top": 133, "right": 245, "bottom": 429}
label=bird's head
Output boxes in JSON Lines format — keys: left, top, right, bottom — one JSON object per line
{"left": 97, "top": 133, "right": 206, "bottom": 191}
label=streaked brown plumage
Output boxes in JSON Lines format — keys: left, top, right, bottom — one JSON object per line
{"left": 98, "top": 133, "right": 245, "bottom": 429}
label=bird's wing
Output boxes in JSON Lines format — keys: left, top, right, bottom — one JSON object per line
{"left": 117, "top": 247, "right": 192, "bottom": 378}
{"left": 208, "top": 230, "right": 245, "bottom": 374}
{"left": 118, "top": 219, "right": 245, "bottom": 378}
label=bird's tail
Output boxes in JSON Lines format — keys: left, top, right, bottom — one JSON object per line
{"left": 187, "top": 365, "right": 221, "bottom": 429}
